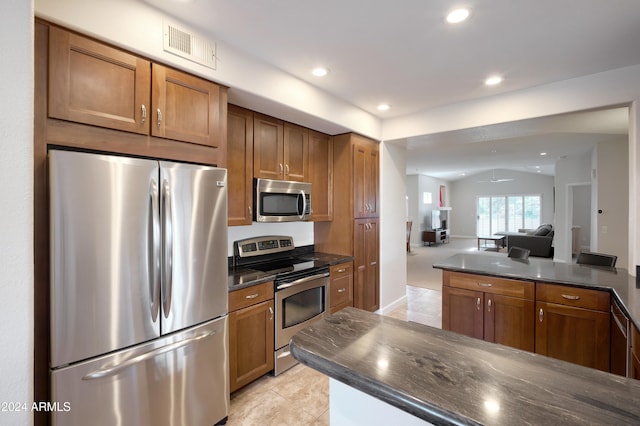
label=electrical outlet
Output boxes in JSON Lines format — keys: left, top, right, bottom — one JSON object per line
{"left": 601, "top": 225, "right": 608, "bottom": 234}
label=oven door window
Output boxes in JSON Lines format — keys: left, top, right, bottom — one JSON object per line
{"left": 282, "top": 286, "right": 324, "bottom": 328}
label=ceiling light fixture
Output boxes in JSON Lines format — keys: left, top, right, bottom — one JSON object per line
{"left": 485, "top": 76, "right": 503, "bottom": 86}
{"left": 311, "top": 67, "right": 328, "bottom": 77}
{"left": 446, "top": 8, "right": 470, "bottom": 24}
{"left": 540, "top": 152, "right": 547, "bottom": 156}
{"left": 377, "top": 103, "right": 391, "bottom": 111}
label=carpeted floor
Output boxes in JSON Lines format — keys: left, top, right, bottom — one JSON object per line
{"left": 407, "top": 237, "right": 493, "bottom": 291}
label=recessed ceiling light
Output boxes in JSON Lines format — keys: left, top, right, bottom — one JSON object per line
{"left": 540, "top": 152, "right": 547, "bottom": 156}
{"left": 311, "top": 67, "right": 328, "bottom": 77}
{"left": 446, "top": 9, "right": 470, "bottom": 24}
{"left": 377, "top": 103, "right": 391, "bottom": 111}
{"left": 485, "top": 76, "right": 503, "bottom": 86}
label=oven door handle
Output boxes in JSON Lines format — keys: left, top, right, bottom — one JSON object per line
{"left": 276, "top": 272, "right": 329, "bottom": 290}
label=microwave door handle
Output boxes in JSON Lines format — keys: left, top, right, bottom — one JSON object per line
{"left": 298, "top": 190, "right": 307, "bottom": 219}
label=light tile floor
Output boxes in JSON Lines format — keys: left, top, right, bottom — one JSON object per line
{"left": 226, "top": 285, "right": 440, "bottom": 425}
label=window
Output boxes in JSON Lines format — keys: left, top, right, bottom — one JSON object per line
{"left": 477, "top": 195, "right": 541, "bottom": 235}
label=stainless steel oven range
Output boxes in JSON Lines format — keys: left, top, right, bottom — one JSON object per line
{"left": 233, "top": 236, "right": 329, "bottom": 375}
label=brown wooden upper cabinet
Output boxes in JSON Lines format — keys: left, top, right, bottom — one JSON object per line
{"left": 308, "top": 130, "right": 333, "bottom": 221}
{"left": 227, "top": 105, "right": 254, "bottom": 226}
{"left": 353, "top": 135, "right": 379, "bottom": 218}
{"left": 253, "top": 113, "right": 308, "bottom": 182}
{"left": 48, "top": 26, "right": 222, "bottom": 148}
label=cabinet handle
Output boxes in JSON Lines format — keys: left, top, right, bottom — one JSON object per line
{"left": 268, "top": 306, "right": 274, "bottom": 321}
{"left": 285, "top": 164, "right": 290, "bottom": 175}
{"left": 478, "top": 283, "right": 493, "bottom": 287}
{"left": 141, "top": 104, "right": 147, "bottom": 124}
{"left": 476, "top": 297, "right": 481, "bottom": 310}
{"left": 337, "top": 268, "right": 346, "bottom": 273}
{"left": 248, "top": 206, "right": 252, "bottom": 215}
{"left": 337, "top": 288, "right": 346, "bottom": 293}
{"left": 156, "top": 108, "right": 162, "bottom": 128}
{"left": 245, "top": 293, "right": 259, "bottom": 299}
{"left": 279, "top": 163, "right": 284, "bottom": 175}
{"left": 561, "top": 294, "right": 581, "bottom": 301}
{"left": 487, "top": 299, "right": 492, "bottom": 312}
{"left": 539, "top": 308, "right": 544, "bottom": 322}
{"left": 370, "top": 261, "right": 377, "bottom": 266}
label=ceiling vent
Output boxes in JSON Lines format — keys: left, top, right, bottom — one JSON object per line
{"left": 163, "top": 22, "right": 217, "bottom": 70}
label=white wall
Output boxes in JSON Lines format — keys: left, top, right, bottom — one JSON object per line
{"left": 572, "top": 185, "right": 591, "bottom": 252}
{"left": 450, "top": 170, "right": 554, "bottom": 237}
{"left": 595, "top": 137, "right": 629, "bottom": 268}
{"left": 406, "top": 174, "right": 450, "bottom": 246}
{"left": 379, "top": 142, "right": 407, "bottom": 314}
{"left": 1, "top": 1, "right": 33, "bottom": 425}
{"left": 555, "top": 153, "right": 592, "bottom": 263}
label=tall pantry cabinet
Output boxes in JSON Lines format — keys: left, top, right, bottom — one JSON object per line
{"left": 314, "top": 133, "right": 380, "bottom": 311}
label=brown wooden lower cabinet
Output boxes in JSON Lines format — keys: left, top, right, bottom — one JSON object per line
{"left": 329, "top": 262, "right": 353, "bottom": 314}
{"left": 632, "top": 325, "right": 640, "bottom": 380}
{"left": 228, "top": 282, "right": 274, "bottom": 393}
{"left": 354, "top": 219, "right": 379, "bottom": 312}
{"left": 442, "top": 273, "right": 534, "bottom": 351}
{"left": 535, "top": 283, "right": 610, "bottom": 372}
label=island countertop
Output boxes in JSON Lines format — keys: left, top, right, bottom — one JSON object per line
{"left": 290, "top": 307, "right": 640, "bottom": 425}
{"left": 433, "top": 252, "right": 640, "bottom": 330}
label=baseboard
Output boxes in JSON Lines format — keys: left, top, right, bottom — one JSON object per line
{"left": 378, "top": 293, "right": 407, "bottom": 315}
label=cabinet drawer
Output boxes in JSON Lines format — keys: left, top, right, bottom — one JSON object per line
{"left": 444, "top": 271, "right": 534, "bottom": 299}
{"left": 330, "top": 262, "right": 353, "bottom": 311}
{"left": 536, "top": 283, "right": 609, "bottom": 312}
{"left": 229, "top": 281, "right": 274, "bottom": 312}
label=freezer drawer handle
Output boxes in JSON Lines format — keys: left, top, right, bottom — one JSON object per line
{"left": 82, "top": 330, "right": 216, "bottom": 381}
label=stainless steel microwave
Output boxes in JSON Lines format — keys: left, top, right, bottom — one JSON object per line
{"left": 253, "top": 178, "right": 312, "bottom": 222}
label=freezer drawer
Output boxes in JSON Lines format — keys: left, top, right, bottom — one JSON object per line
{"left": 51, "top": 316, "right": 229, "bottom": 426}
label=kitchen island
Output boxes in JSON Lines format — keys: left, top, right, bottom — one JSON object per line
{"left": 290, "top": 306, "right": 640, "bottom": 425}
{"left": 432, "top": 252, "right": 640, "bottom": 330}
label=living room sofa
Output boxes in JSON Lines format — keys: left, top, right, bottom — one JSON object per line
{"left": 496, "top": 224, "right": 554, "bottom": 258}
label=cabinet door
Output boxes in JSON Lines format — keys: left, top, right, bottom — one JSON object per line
{"left": 632, "top": 352, "right": 640, "bottom": 380}
{"left": 442, "top": 286, "right": 484, "bottom": 340}
{"left": 353, "top": 143, "right": 368, "bottom": 218}
{"left": 364, "top": 219, "right": 380, "bottom": 312}
{"left": 535, "top": 301, "right": 610, "bottom": 372}
{"left": 309, "top": 131, "right": 333, "bottom": 221}
{"left": 227, "top": 105, "right": 254, "bottom": 226}
{"left": 48, "top": 26, "right": 151, "bottom": 134}
{"left": 353, "top": 139, "right": 379, "bottom": 218}
{"left": 151, "top": 64, "right": 221, "bottom": 147}
{"left": 484, "top": 294, "right": 534, "bottom": 351}
{"left": 283, "top": 123, "right": 309, "bottom": 181}
{"left": 365, "top": 145, "right": 379, "bottom": 217}
{"left": 253, "top": 113, "right": 284, "bottom": 179}
{"left": 229, "top": 300, "right": 274, "bottom": 392}
{"left": 354, "top": 219, "right": 379, "bottom": 312}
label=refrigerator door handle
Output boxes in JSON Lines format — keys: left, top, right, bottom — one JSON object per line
{"left": 149, "top": 179, "right": 161, "bottom": 322}
{"left": 161, "top": 179, "right": 173, "bottom": 319}
{"left": 81, "top": 330, "right": 216, "bottom": 381}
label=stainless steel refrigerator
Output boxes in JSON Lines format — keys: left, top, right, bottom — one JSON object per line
{"left": 49, "top": 149, "right": 229, "bottom": 425}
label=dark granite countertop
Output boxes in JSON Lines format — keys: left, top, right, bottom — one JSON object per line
{"left": 433, "top": 252, "right": 640, "bottom": 330}
{"left": 290, "top": 307, "right": 640, "bottom": 425}
{"left": 228, "top": 252, "right": 353, "bottom": 291}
